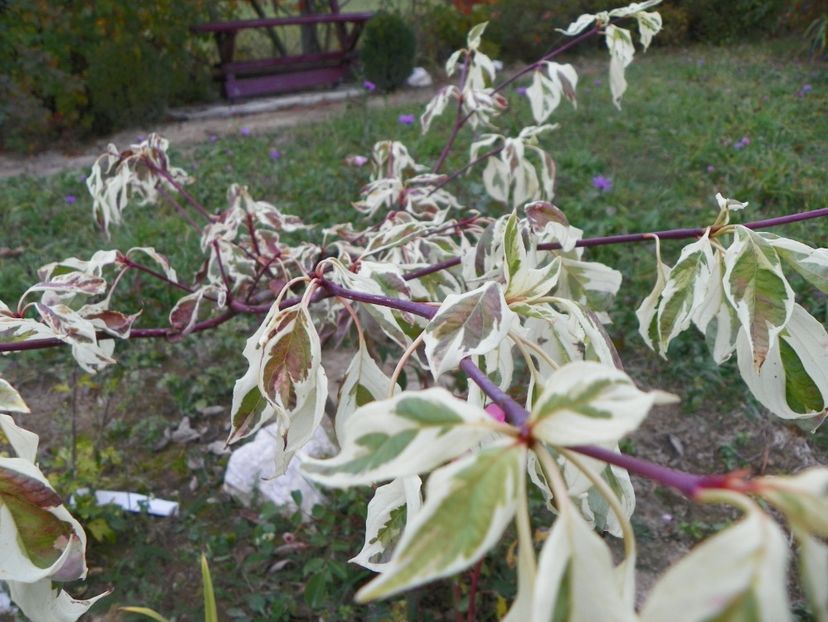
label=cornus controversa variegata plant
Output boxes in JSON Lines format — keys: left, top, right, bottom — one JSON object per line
{"left": 1, "top": 2, "right": 828, "bottom": 619}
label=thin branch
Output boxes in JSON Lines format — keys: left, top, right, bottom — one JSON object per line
{"left": 144, "top": 158, "right": 215, "bottom": 222}
{"left": 122, "top": 258, "right": 193, "bottom": 294}
{"left": 0, "top": 310, "right": 237, "bottom": 353}
{"left": 403, "top": 207, "right": 828, "bottom": 282}
{"left": 212, "top": 241, "right": 234, "bottom": 302}
{"left": 433, "top": 51, "right": 471, "bottom": 174}
{"left": 319, "top": 280, "right": 437, "bottom": 319}
{"left": 156, "top": 184, "right": 202, "bottom": 233}
{"left": 426, "top": 147, "right": 503, "bottom": 198}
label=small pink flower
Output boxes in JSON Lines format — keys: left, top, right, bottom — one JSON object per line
{"left": 706, "top": 165, "right": 715, "bottom": 173}
{"left": 398, "top": 113, "right": 415, "bottom": 126}
{"left": 485, "top": 403, "right": 506, "bottom": 423}
{"left": 345, "top": 154, "right": 368, "bottom": 167}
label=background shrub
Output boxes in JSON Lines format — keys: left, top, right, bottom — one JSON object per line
{"left": 361, "top": 11, "right": 417, "bottom": 92}
{"left": 0, "top": 0, "right": 218, "bottom": 152}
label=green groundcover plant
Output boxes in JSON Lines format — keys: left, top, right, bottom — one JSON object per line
{"left": 1, "top": 1, "right": 827, "bottom": 619}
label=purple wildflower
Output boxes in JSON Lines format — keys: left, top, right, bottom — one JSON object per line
{"left": 65, "top": 194, "right": 77, "bottom": 205}
{"left": 135, "top": 134, "right": 146, "bottom": 143}
{"left": 363, "top": 80, "right": 377, "bottom": 92}
{"left": 706, "top": 165, "right": 716, "bottom": 173}
{"left": 734, "top": 136, "right": 751, "bottom": 151}
{"left": 593, "top": 78, "right": 602, "bottom": 86}
{"left": 798, "top": 84, "right": 813, "bottom": 97}
{"left": 209, "top": 134, "right": 219, "bottom": 143}
{"left": 398, "top": 114, "right": 415, "bottom": 126}
{"left": 240, "top": 127, "right": 251, "bottom": 136}
{"left": 515, "top": 86, "right": 528, "bottom": 96}
{"left": 592, "top": 175, "right": 613, "bottom": 192}
{"left": 269, "top": 149, "right": 282, "bottom": 160}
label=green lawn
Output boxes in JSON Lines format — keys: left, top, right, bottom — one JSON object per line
{"left": 1, "top": 39, "right": 826, "bottom": 620}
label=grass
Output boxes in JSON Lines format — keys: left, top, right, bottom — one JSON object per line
{"left": 1, "top": 39, "right": 827, "bottom": 619}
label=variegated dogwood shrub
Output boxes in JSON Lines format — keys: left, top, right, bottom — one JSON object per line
{"left": 1, "top": 1, "right": 827, "bottom": 619}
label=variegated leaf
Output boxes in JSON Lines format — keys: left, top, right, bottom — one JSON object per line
{"left": 258, "top": 306, "right": 320, "bottom": 416}
{"left": 424, "top": 282, "right": 516, "bottom": 378}
{"left": 301, "top": 388, "right": 512, "bottom": 487}
{"left": 762, "top": 234, "right": 828, "bottom": 294}
{"left": 555, "top": 257, "right": 622, "bottom": 313}
{"left": 724, "top": 226, "right": 794, "bottom": 369}
{"left": 736, "top": 304, "right": 827, "bottom": 427}
{"left": 421, "top": 86, "right": 459, "bottom": 134}
{"left": 641, "top": 502, "right": 790, "bottom": 622}
{"left": 228, "top": 303, "right": 284, "bottom": 444}
{"left": 502, "top": 212, "right": 560, "bottom": 301}
{"left": 0, "top": 457, "right": 88, "bottom": 583}
{"left": 8, "top": 578, "right": 110, "bottom": 622}
{"left": 0, "top": 378, "right": 29, "bottom": 414}
{"left": 335, "top": 340, "right": 393, "bottom": 442}
{"left": 0, "top": 414, "right": 38, "bottom": 463}
{"left": 635, "top": 236, "right": 671, "bottom": 351}
{"left": 530, "top": 361, "right": 676, "bottom": 446}
{"left": 605, "top": 25, "right": 635, "bottom": 109}
{"left": 35, "top": 303, "right": 114, "bottom": 373}
{"left": 532, "top": 491, "right": 636, "bottom": 622}
{"left": 757, "top": 467, "right": 828, "bottom": 537}
{"left": 655, "top": 233, "right": 716, "bottom": 357}
{"left": 356, "top": 440, "right": 525, "bottom": 601}
{"left": 798, "top": 532, "right": 828, "bottom": 622}
{"left": 691, "top": 254, "right": 740, "bottom": 364}
{"left": 351, "top": 476, "right": 422, "bottom": 572}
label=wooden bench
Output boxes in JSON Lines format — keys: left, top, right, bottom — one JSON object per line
{"left": 192, "top": 3, "right": 372, "bottom": 100}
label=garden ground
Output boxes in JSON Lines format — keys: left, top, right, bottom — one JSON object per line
{"left": 1, "top": 40, "right": 826, "bottom": 620}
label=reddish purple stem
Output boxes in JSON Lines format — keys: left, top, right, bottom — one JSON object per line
{"left": 403, "top": 207, "right": 828, "bottom": 281}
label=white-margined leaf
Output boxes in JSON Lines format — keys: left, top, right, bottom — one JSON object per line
{"left": 605, "top": 25, "right": 635, "bottom": 109}
{"left": 641, "top": 501, "right": 790, "bottom": 622}
{"left": 691, "top": 253, "right": 740, "bottom": 364}
{"left": 258, "top": 306, "right": 321, "bottom": 420}
{"left": 526, "top": 62, "right": 578, "bottom": 124}
{"left": 8, "top": 579, "right": 110, "bottom": 622}
{"left": 335, "top": 340, "right": 394, "bottom": 443}
{"left": 35, "top": 303, "right": 115, "bottom": 373}
{"left": 351, "top": 476, "right": 422, "bottom": 572}
{"left": 502, "top": 212, "right": 560, "bottom": 302}
{"left": 424, "top": 282, "right": 516, "bottom": 378}
{"left": 301, "top": 388, "right": 512, "bottom": 487}
{"left": 555, "top": 257, "right": 622, "bottom": 313}
{"left": 0, "top": 378, "right": 29, "bottom": 415}
{"left": 724, "top": 225, "right": 794, "bottom": 370}
{"left": 635, "top": 236, "right": 671, "bottom": 351}
{"left": 421, "top": 86, "right": 460, "bottom": 134}
{"left": 356, "top": 440, "right": 525, "bottom": 601}
{"left": 634, "top": 10, "right": 662, "bottom": 50}
{"left": 655, "top": 232, "right": 716, "bottom": 357}
{"left": 736, "top": 304, "right": 827, "bottom": 427}
{"left": 798, "top": 532, "right": 828, "bottom": 622}
{"left": 530, "top": 361, "right": 676, "bottom": 446}
{"left": 532, "top": 491, "right": 636, "bottom": 622}
{"left": 0, "top": 457, "right": 88, "bottom": 583}
{"left": 758, "top": 467, "right": 828, "bottom": 537}
{"left": 761, "top": 234, "right": 828, "bottom": 294}
{"left": 0, "top": 414, "right": 38, "bottom": 464}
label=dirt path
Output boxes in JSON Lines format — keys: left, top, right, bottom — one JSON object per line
{"left": 0, "top": 88, "right": 434, "bottom": 180}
